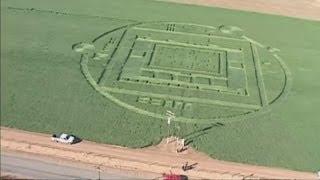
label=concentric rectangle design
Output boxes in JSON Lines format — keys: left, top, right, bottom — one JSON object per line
{"left": 100, "top": 26, "right": 264, "bottom": 109}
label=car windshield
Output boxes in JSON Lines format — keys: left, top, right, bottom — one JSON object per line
{"left": 60, "top": 133, "right": 68, "bottom": 139}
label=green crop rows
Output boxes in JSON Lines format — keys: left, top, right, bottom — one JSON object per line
{"left": 1, "top": 0, "right": 320, "bottom": 172}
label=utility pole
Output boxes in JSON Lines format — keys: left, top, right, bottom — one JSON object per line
{"left": 96, "top": 164, "right": 102, "bottom": 180}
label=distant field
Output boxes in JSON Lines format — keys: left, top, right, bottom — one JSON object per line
{"left": 1, "top": 0, "right": 320, "bottom": 171}
{"left": 158, "top": 0, "right": 320, "bottom": 21}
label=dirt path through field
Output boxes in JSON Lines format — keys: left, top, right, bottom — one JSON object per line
{"left": 1, "top": 127, "right": 317, "bottom": 179}
{"left": 158, "top": 0, "right": 320, "bottom": 21}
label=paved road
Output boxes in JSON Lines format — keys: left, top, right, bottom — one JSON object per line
{"left": 1, "top": 151, "right": 135, "bottom": 179}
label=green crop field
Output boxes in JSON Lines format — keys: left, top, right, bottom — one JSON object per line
{"left": 1, "top": 0, "right": 320, "bottom": 172}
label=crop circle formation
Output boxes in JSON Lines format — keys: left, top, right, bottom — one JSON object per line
{"left": 74, "top": 22, "right": 290, "bottom": 123}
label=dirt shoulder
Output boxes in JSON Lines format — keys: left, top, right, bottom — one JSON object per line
{"left": 158, "top": 0, "right": 320, "bottom": 21}
{"left": 1, "top": 127, "right": 318, "bottom": 179}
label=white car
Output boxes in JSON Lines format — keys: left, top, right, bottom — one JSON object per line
{"left": 51, "top": 133, "right": 76, "bottom": 144}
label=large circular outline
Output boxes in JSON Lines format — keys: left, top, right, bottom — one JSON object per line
{"left": 78, "top": 22, "right": 292, "bottom": 124}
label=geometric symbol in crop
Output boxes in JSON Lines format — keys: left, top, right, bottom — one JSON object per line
{"left": 74, "top": 22, "right": 291, "bottom": 123}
